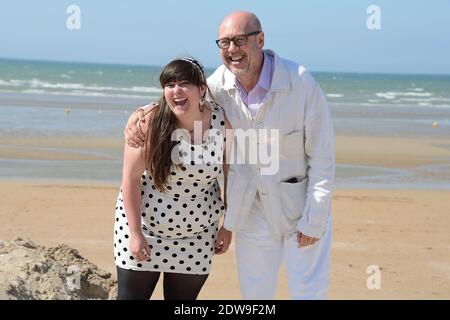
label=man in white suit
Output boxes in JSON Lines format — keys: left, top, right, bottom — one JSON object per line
{"left": 125, "top": 11, "right": 335, "bottom": 300}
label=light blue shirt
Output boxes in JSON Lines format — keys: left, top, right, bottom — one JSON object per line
{"left": 234, "top": 51, "right": 274, "bottom": 118}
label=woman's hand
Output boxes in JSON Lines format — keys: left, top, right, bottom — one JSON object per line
{"left": 130, "top": 231, "right": 152, "bottom": 261}
{"left": 215, "top": 225, "right": 232, "bottom": 254}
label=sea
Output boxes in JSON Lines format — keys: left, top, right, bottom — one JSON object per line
{"left": 1, "top": 58, "right": 450, "bottom": 188}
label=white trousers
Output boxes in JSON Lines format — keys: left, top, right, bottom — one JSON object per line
{"left": 236, "top": 195, "right": 332, "bottom": 300}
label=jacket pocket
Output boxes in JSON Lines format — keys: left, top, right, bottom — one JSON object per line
{"left": 280, "top": 130, "right": 304, "bottom": 158}
{"left": 280, "top": 177, "right": 308, "bottom": 220}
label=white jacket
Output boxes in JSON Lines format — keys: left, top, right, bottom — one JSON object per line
{"left": 207, "top": 50, "right": 335, "bottom": 239}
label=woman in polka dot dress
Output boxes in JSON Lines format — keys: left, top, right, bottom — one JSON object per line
{"left": 114, "top": 58, "right": 233, "bottom": 300}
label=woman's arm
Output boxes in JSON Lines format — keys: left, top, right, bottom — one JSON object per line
{"left": 121, "top": 110, "right": 153, "bottom": 261}
{"left": 122, "top": 142, "right": 146, "bottom": 235}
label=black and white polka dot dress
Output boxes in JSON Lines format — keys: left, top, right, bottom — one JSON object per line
{"left": 114, "top": 105, "right": 226, "bottom": 275}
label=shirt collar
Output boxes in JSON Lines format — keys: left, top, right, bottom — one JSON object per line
{"left": 234, "top": 51, "right": 272, "bottom": 93}
{"left": 222, "top": 49, "right": 291, "bottom": 93}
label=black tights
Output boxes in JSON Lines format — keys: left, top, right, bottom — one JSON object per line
{"left": 116, "top": 266, "right": 209, "bottom": 300}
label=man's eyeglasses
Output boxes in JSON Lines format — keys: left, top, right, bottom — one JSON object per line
{"left": 215, "top": 31, "right": 261, "bottom": 49}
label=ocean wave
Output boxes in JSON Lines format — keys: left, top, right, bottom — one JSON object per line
{"left": 327, "top": 93, "right": 344, "bottom": 98}
{"left": 375, "top": 91, "right": 433, "bottom": 99}
{"left": 0, "top": 79, "right": 27, "bottom": 87}
{"left": 29, "top": 79, "right": 85, "bottom": 90}
{"left": 18, "top": 89, "right": 156, "bottom": 99}
{"left": 331, "top": 102, "right": 450, "bottom": 109}
{"left": 0, "top": 78, "right": 162, "bottom": 95}
{"left": 129, "top": 86, "right": 163, "bottom": 93}
{"left": 397, "top": 97, "right": 450, "bottom": 103}
{"left": 21, "top": 89, "right": 47, "bottom": 94}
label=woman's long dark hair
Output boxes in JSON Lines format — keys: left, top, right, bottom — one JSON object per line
{"left": 145, "top": 58, "right": 214, "bottom": 192}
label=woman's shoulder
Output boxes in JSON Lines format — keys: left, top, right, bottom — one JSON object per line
{"left": 208, "top": 100, "right": 224, "bottom": 115}
{"left": 209, "top": 101, "right": 230, "bottom": 128}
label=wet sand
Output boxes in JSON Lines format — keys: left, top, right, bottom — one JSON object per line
{"left": 1, "top": 133, "right": 450, "bottom": 299}
{"left": 1, "top": 181, "right": 449, "bottom": 299}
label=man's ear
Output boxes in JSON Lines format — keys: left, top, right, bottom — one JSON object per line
{"left": 258, "top": 31, "right": 265, "bottom": 49}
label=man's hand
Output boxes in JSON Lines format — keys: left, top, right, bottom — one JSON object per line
{"left": 297, "top": 231, "right": 319, "bottom": 248}
{"left": 215, "top": 226, "right": 232, "bottom": 254}
{"left": 124, "top": 108, "right": 146, "bottom": 148}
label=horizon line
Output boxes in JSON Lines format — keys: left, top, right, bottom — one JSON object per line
{"left": 1, "top": 56, "right": 450, "bottom": 77}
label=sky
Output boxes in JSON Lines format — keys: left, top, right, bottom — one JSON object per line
{"left": 1, "top": 0, "right": 450, "bottom": 74}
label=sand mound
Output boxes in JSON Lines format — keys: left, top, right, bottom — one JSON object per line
{"left": 0, "top": 238, "right": 117, "bottom": 300}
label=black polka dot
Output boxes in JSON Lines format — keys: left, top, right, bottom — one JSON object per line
{"left": 115, "top": 118, "right": 226, "bottom": 274}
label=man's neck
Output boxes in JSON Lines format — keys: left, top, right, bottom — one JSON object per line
{"left": 237, "top": 52, "right": 264, "bottom": 93}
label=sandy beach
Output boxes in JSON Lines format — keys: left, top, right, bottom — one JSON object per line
{"left": 1, "top": 134, "right": 450, "bottom": 299}
{"left": 1, "top": 1, "right": 450, "bottom": 301}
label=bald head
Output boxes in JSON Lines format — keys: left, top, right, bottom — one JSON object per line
{"left": 217, "top": 11, "right": 265, "bottom": 90}
{"left": 219, "top": 11, "right": 262, "bottom": 36}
